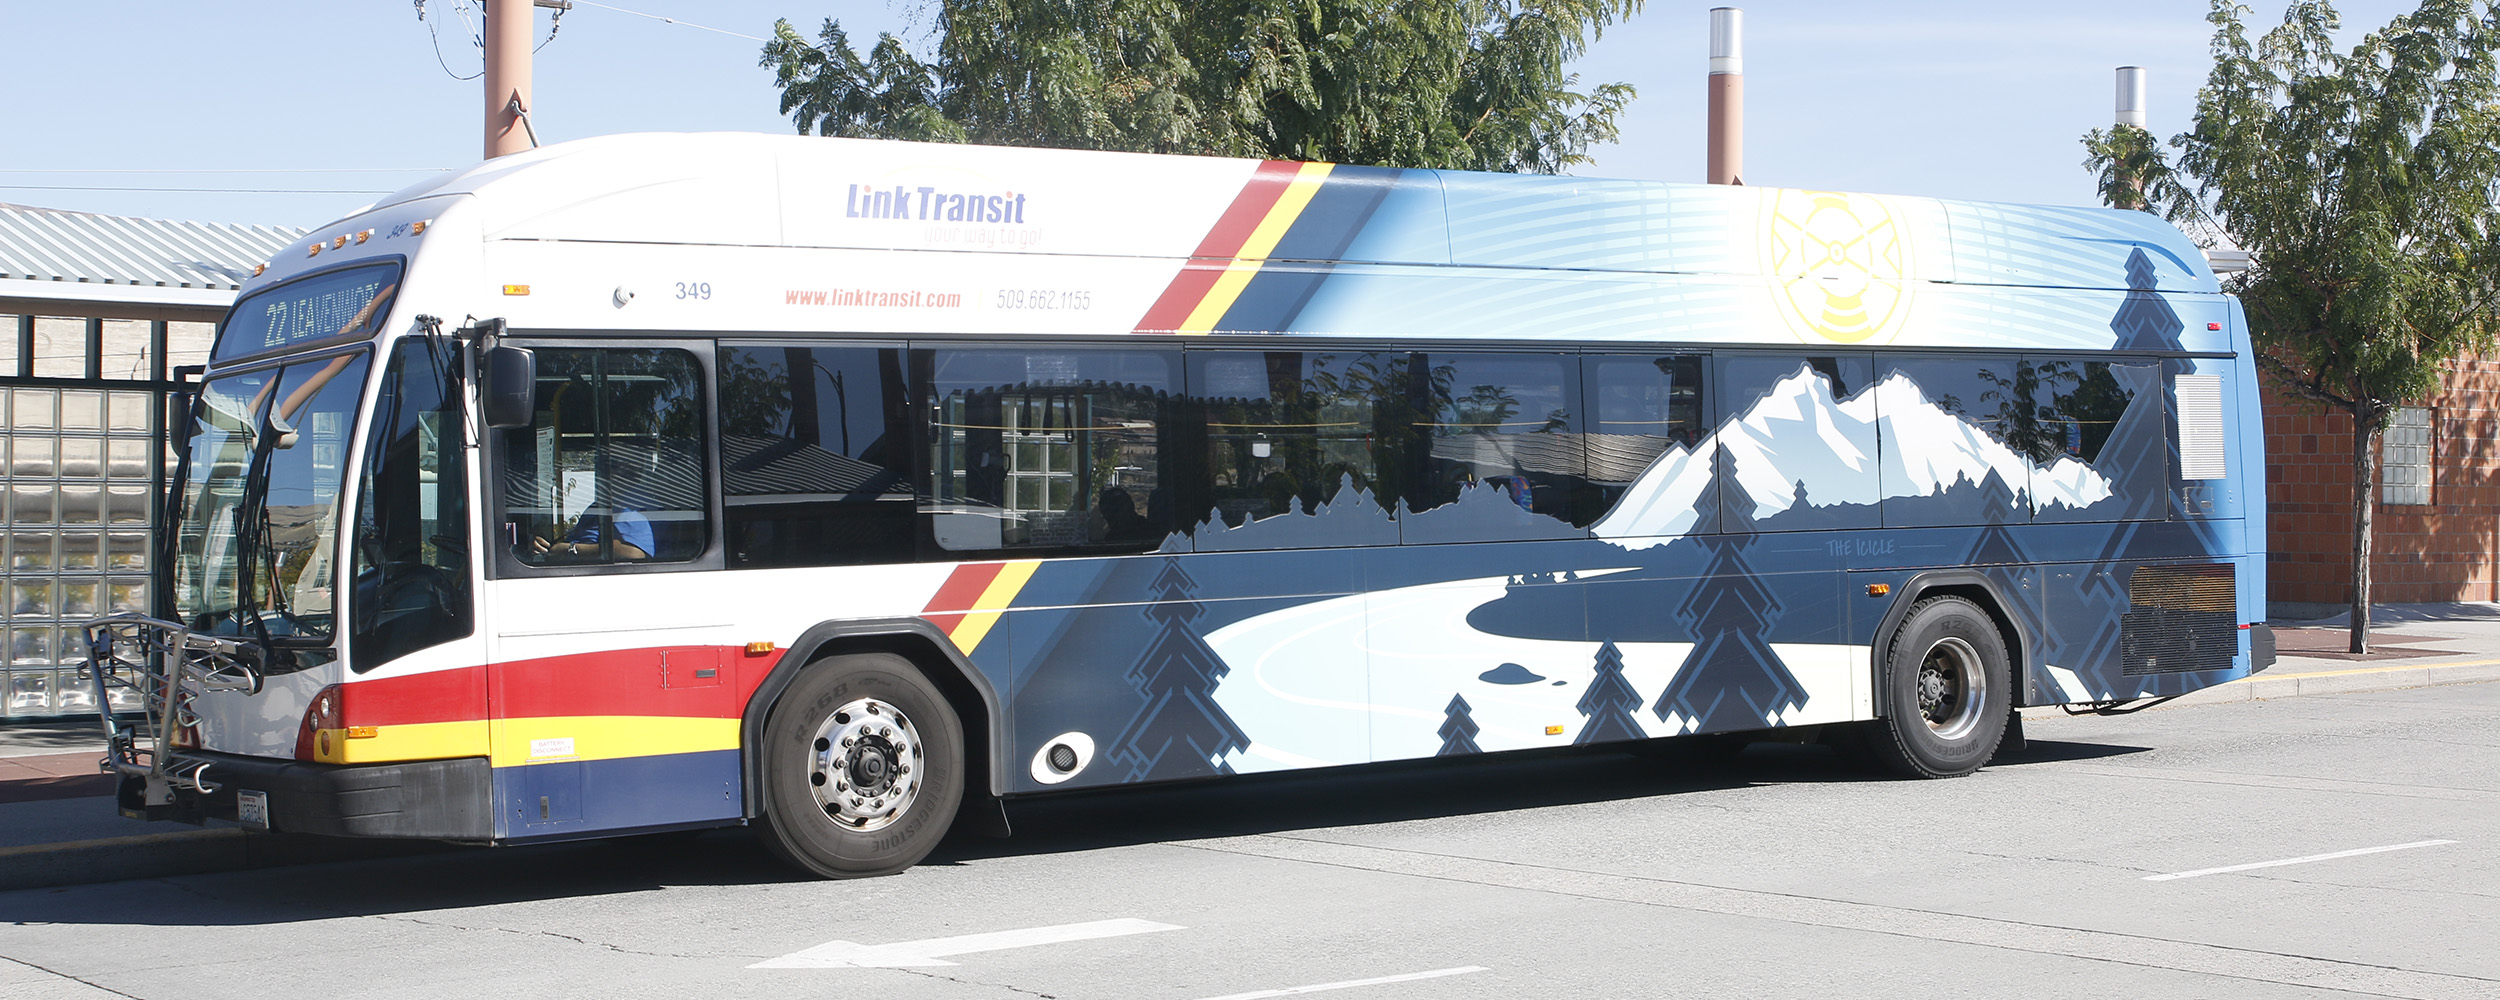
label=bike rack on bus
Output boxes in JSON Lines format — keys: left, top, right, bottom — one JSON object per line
{"left": 75, "top": 612, "right": 265, "bottom": 813}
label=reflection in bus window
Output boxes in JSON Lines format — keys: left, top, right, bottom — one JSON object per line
{"left": 350, "top": 339, "right": 471, "bottom": 670}
{"left": 1586, "top": 355, "right": 1706, "bottom": 520}
{"left": 921, "top": 349, "right": 1175, "bottom": 552}
{"left": 718, "top": 345, "right": 914, "bottom": 568}
{"left": 1192, "top": 351, "right": 1413, "bottom": 534}
{"left": 1411, "top": 353, "right": 1585, "bottom": 527}
{"left": 502, "top": 348, "right": 708, "bottom": 565}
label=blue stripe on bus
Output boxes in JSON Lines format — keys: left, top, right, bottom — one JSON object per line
{"left": 493, "top": 749, "right": 741, "bottom": 841}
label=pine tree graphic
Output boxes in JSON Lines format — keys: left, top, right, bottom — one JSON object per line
{"left": 1437, "top": 694, "right": 1482, "bottom": 755}
{"left": 1107, "top": 558, "right": 1252, "bottom": 780}
{"left": 1576, "top": 641, "right": 1647, "bottom": 744}
{"left": 2109, "top": 249, "right": 2186, "bottom": 352}
{"left": 1655, "top": 444, "right": 1807, "bottom": 734}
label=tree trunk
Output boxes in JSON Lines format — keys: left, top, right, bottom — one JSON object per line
{"left": 2349, "top": 407, "right": 2380, "bottom": 654}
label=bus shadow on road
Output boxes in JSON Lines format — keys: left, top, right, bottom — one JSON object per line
{"left": 0, "top": 738, "right": 2154, "bottom": 923}
{"left": 925, "top": 733, "right": 2144, "bottom": 867}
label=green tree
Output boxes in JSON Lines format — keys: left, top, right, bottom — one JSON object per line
{"left": 2083, "top": 0, "right": 2500, "bottom": 652}
{"left": 760, "top": 0, "right": 1640, "bottom": 173}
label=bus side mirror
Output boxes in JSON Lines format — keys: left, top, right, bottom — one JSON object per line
{"left": 482, "top": 345, "right": 536, "bottom": 428}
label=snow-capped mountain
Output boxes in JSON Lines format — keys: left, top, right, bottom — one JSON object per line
{"left": 1590, "top": 367, "right": 2113, "bottom": 546}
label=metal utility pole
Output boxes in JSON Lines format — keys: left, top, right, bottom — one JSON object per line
{"left": 1707, "top": 7, "right": 1743, "bottom": 185}
{"left": 484, "top": 0, "right": 569, "bottom": 159}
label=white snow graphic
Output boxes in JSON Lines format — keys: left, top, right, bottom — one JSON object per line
{"left": 1591, "top": 367, "right": 2112, "bottom": 546}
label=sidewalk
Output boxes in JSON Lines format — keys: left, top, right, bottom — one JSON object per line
{"left": 6, "top": 603, "right": 2498, "bottom": 892}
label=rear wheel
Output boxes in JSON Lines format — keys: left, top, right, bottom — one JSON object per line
{"left": 758, "top": 652, "right": 964, "bottom": 878}
{"left": 1864, "top": 596, "right": 2010, "bottom": 778}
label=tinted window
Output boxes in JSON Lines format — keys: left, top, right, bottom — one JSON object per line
{"left": 922, "top": 348, "right": 1176, "bottom": 552}
{"left": 1189, "top": 351, "right": 1412, "bottom": 546}
{"left": 2030, "top": 356, "right": 2165, "bottom": 522}
{"left": 350, "top": 339, "right": 471, "bottom": 669}
{"left": 1874, "top": 356, "right": 2032, "bottom": 527}
{"left": 501, "top": 347, "right": 708, "bottom": 566}
{"left": 719, "top": 346, "right": 914, "bottom": 567}
{"left": 1405, "top": 352, "right": 1587, "bottom": 538}
{"left": 1715, "top": 354, "right": 1876, "bottom": 531}
{"left": 1585, "top": 354, "right": 1706, "bottom": 524}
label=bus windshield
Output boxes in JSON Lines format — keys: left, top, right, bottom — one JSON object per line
{"left": 170, "top": 352, "right": 371, "bottom": 641}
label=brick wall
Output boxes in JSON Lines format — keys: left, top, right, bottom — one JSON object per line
{"left": 2262, "top": 357, "right": 2500, "bottom": 604}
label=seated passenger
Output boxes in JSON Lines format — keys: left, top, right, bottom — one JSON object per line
{"left": 529, "top": 505, "right": 653, "bottom": 561}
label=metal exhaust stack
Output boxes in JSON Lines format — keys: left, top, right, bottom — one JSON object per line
{"left": 1707, "top": 7, "right": 1743, "bottom": 185}
{"left": 2116, "top": 66, "right": 2148, "bottom": 128}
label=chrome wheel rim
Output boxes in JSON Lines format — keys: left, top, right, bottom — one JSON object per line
{"left": 1916, "top": 636, "right": 1987, "bottom": 742}
{"left": 807, "top": 697, "right": 923, "bottom": 832}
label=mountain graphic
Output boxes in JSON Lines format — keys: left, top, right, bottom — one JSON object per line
{"left": 1589, "top": 366, "right": 2113, "bottom": 546}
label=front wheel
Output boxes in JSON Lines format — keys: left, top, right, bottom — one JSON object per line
{"left": 757, "top": 653, "right": 964, "bottom": 878}
{"left": 1863, "top": 596, "right": 2011, "bottom": 778}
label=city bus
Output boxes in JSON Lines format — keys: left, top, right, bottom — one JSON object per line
{"left": 84, "top": 132, "right": 2272, "bottom": 878}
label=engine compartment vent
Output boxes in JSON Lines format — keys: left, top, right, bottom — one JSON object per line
{"left": 2121, "top": 563, "right": 2238, "bottom": 675}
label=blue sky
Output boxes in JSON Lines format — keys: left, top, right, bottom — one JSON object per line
{"left": 0, "top": 1, "right": 2422, "bottom": 228}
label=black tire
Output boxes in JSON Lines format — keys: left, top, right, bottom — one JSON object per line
{"left": 757, "top": 652, "right": 964, "bottom": 878}
{"left": 1863, "top": 596, "right": 2011, "bottom": 778}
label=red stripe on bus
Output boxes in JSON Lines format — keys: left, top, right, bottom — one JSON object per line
{"left": 335, "top": 645, "right": 783, "bottom": 727}
{"left": 923, "top": 561, "right": 1009, "bottom": 614}
{"left": 1133, "top": 160, "right": 1305, "bottom": 332}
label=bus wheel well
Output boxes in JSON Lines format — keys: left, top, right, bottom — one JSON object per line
{"left": 744, "top": 625, "right": 1001, "bottom": 823}
{"left": 1882, "top": 581, "right": 2029, "bottom": 709}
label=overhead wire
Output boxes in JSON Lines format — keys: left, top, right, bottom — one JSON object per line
{"left": 566, "top": 1, "right": 768, "bottom": 41}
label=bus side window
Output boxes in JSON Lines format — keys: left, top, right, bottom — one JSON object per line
{"left": 2028, "top": 355, "right": 2165, "bottom": 523}
{"left": 919, "top": 347, "right": 1179, "bottom": 554}
{"left": 1189, "top": 350, "right": 1410, "bottom": 544}
{"left": 717, "top": 345, "right": 914, "bottom": 568}
{"left": 501, "top": 347, "right": 710, "bottom": 567}
{"left": 1713, "top": 354, "right": 1877, "bottom": 531}
{"left": 1404, "top": 352, "right": 1587, "bottom": 537}
{"left": 1584, "top": 354, "right": 1706, "bottom": 525}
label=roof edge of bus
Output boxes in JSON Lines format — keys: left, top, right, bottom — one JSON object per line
{"left": 339, "top": 131, "right": 2217, "bottom": 295}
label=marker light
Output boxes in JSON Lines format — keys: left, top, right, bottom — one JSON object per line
{"left": 345, "top": 726, "right": 379, "bottom": 739}
{"left": 1866, "top": 583, "right": 1891, "bottom": 596}
{"left": 306, "top": 243, "right": 322, "bottom": 257}
{"left": 296, "top": 684, "right": 346, "bottom": 761}
{"left": 355, "top": 229, "right": 373, "bottom": 245}
{"left": 1544, "top": 725, "right": 1565, "bottom": 736}
{"left": 745, "top": 641, "right": 777, "bottom": 655}
{"left": 332, "top": 235, "right": 348, "bottom": 250}
{"left": 503, "top": 284, "right": 531, "bottom": 296}
{"left": 252, "top": 263, "right": 268, "bottom": 277}
{"left": 411, "top": 219, "right": 429, "bottom": 235}
{"left": 2208, "top": 322, "right": 2222, "bottom": 330}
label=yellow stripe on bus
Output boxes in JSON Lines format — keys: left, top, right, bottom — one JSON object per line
{"left": 486, "top": 715, "right": 743, "bottom": 768}
{"left": 948, "top": 559, "right": 1042, "bottom": 655}
{"left": 1177, "top": 161, "right": 1335, "bottom": 334}
{"left": 315, "top": 719, "right": 490, "bottom": 764}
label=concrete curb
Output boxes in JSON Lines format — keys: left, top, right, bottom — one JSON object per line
{"left": 2022, "top": 656, "right": 2500, "bottom": 718}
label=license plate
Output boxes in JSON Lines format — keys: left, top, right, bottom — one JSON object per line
{"left": 237, "top": 789, "right": 269, "bottom": 831}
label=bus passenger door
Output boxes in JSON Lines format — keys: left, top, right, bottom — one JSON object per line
{"left": 482, "top": 341, "right": 740, "bottom": 838}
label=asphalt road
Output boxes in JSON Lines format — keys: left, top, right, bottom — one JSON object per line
{"left": 4, "top": 682, "right": 2495, "bottom": 1000}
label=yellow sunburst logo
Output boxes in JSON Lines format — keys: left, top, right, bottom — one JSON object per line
{"left": 1760, "top": 189, "right": 1916, "bottom": 344}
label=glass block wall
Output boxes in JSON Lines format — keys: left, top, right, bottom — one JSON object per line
{"left": 1, "top": 314, "right": 213, "bottom": 718}
{"left": 4, "top": 388, "right": 158, "bottom": 717}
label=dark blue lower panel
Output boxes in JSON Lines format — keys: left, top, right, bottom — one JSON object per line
{"left": 491, "top": 749, "right": 741, "bottom": 841}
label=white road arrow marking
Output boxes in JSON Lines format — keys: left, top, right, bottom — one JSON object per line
{"left": 2144, "top": 839, "right": 2459, "bottom": 881}
{"left": 1188, "top": 966, "right": 1490, "bottom": 1000}
{"left": 749, "top": 917, "right": 1185, "bottom": 969}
